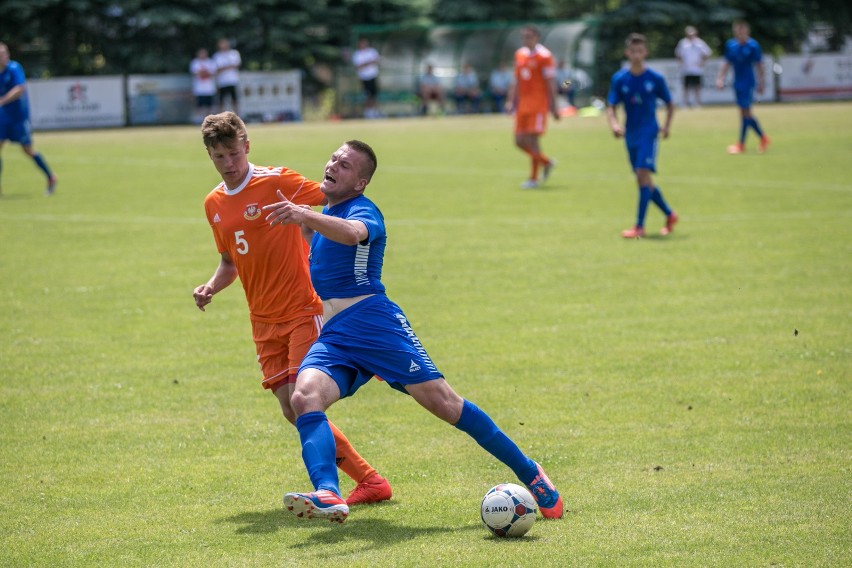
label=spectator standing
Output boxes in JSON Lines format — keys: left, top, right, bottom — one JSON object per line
{"left": 213, "top": 38, "right": 241, "bottom": 113}
{"left": 351, "top": 38, "right": 381, "bottom": 119}
{"left": 189, "top": 48, "right": 217, "bottom": 123}
{"left": 674, "top": 26, "right": 712, "bottom": 108}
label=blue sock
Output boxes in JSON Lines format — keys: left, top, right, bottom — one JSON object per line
{"left": 748, "top": 117, "right": 765, "bottom": 138}
{"left": 739, "top": 118, "right": 748, "bottom": 144}
{"left": 636, "top": 186, "right": 652, "bottom": 228}
{"left": 454, "top": 399, "right": 538, "bottom": 485}
{"left": 650, "top": 186, "right": 672, "bottom": 216}
{"left": 32, "top": 153, "right": 53, "bottom": 179}
{"left": 295, "top": 411, "right": 340, "bottom": 496}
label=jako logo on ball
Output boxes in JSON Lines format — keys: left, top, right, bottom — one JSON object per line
{"left": 480, "top": 483, "right": 537, "bottom": 538}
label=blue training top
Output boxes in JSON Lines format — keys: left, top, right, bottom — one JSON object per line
{"left": 724, "top": 38, "right": 762, "bottom": 90}
{"left": 607, "top": 67, "right": 671, "bottom": 145}
{"left": 0, "top": 60, "right": 29, "bottom": 124}
{"left": 309, "top": 194, "right": 387, "bottom": 300}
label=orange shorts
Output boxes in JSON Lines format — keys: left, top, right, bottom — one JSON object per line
{"left": 514, "top": 110, "right": 548, "bottom": 135}
{"left": 251, "top": 314, "right": 322, "bottom": 391}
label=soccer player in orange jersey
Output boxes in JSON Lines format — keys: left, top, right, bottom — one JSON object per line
{"left": 505, "top": 25, "right": 560, "bottom": 189}
{"left": 192, "top": 112, "right": 391, "bottom": 506}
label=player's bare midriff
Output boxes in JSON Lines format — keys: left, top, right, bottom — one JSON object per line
{"left": 323, "top": 294, "right": 374, "bottom": 322}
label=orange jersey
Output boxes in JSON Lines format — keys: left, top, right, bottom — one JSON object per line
{"left": 204, "top": 164, "right": 325, "bottom": 323}
{"left": 514, "top": 44, "right": 556, "bottom": 114}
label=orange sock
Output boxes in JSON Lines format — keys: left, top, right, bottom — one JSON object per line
{"left": 532, "top": 152, "right": 550, "bottom": 167}
{"left": 522, "top": 148, "right": 539, "bottom": 180}
{"left": 328, "top": 420, "right": 376, "bottom": 484}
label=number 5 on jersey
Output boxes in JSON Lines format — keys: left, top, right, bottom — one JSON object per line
{"left": 235, "top": 230, "right": 249, "bottom": 254}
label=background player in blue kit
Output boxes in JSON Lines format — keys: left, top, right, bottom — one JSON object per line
{"left": 606, "top": 33, "right": 678, "bottom": 239}
{"left": 715, "top": 21, "right": 770, "bottom": 155}
{"left": 0, "top": 42, "right": 56, "bottom": 197}
{"left": 262, "top": 140, "right": 564, "bottom": 524}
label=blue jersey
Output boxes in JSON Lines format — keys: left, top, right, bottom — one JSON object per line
{"left": 724, "top": 38, "right": 762, "bottom": 90}
{"left": 309, "top": 194, "right": 387, "bottom": 300}
{"left": 0, "top": 60, "right": 29, "bottom": 124}
{"left": 607, "top": 67, "right": 671, "bottom": 146}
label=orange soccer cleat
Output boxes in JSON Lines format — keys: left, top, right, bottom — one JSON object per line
{"left": 346, "top": 473, "right": 392, "bottom": 506}
{"left": 526, "top": 462, "right": 564, "bottom": 519}
{"left": 660, "top": 212, "right": 679, "bottom": 236}
{"left": 621, "top": 226, "right": 646, "bottom": 239}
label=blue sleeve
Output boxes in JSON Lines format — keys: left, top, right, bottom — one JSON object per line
{"left": 723, "top": 40, "right": 735, "bottom": 64}
{"left": 346, "top": 202, "right": 385, "bottom": 243}
{"left": 607, "top": 74, "right": 621, "bottom": 106}
{"left": 752, "top": 41, "right": 763, "bottom": 64}
{"left": 11, "top": 63, "right": 26, "bottom": 87}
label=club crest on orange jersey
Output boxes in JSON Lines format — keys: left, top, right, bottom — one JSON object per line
{"left": 244, "top": 203, "right": 262, "bottom": 220}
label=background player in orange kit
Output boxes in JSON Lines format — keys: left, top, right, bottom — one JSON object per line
{"left": 192, "top": 111, "right": 391, "bottom": 506}
{"left": 505, "top": 25, "right": 560, "bottom": 189}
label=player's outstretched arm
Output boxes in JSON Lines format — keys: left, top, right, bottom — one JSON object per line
{"left": 263, "top": 190, "right": 367, "bottom": 245}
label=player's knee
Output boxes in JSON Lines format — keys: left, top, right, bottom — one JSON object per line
{"left": 279, "top": 397, "right": 298, "bottom": 424}
{"left": 289, "top": 387, "right": 313, "bottom": 416}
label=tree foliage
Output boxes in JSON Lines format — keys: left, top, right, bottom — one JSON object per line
{"left": 430, "top": 0, "right": 553, "bottom": 23}
{"left": 0, "top": 0, "right": 845, "bottom": 82}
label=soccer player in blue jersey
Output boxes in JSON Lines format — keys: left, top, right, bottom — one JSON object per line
{"left": 715, "top": 21, "right": 770, "bottom": 154}
{"left": 262, "top": 140, "right": 564, "bottom": 524}
{"left": 606, "top": 33, "right": 678, "bottom": 239}
{"left": 0, "top": 43, "right": 56, "bottom": 197}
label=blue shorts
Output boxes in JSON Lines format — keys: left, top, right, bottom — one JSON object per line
{"left": 626, "top": 135, "right": 658, "bottom": 172}
{"left": 299, "top": 294, "right": 443, "bottom": 399}
{"left": 0, "top": 119, "right": 33, "bottom": 145}
{"left": 735, "top": 86, "right": 754, "bottom": 109}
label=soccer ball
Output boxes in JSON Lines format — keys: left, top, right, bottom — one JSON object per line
{"left": 480, "top": 483, "right": 537, "bottom": 538}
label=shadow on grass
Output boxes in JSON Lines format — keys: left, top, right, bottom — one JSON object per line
{"left": 219, "top": 506, "right": 539, "bottom": 554}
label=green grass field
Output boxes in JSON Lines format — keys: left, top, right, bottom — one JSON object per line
{"left": 1, "top": 102, "right": 850, "bottom": 567}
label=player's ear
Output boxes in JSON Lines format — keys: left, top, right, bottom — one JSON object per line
{"left": 245, "top": 139, "right": 251, "bottom": 154}
{"left": 355, "top": 177, "right": 368, "bottom": 192}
